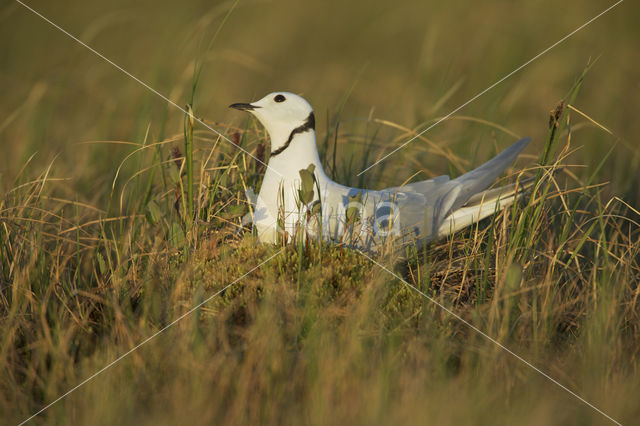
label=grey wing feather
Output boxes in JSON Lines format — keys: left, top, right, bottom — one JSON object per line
{"left": 385, "top": 137, "right": 530, "bottom": 242}
{"left": 447, "top": 137, "right": 530, "bottom": 212}
{"left": 388, "top": 175, "right": 450, "bottom": 193}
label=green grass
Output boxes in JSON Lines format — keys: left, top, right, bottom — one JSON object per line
{"left": 1, "top": 1, "right": 639, "bottom": 424}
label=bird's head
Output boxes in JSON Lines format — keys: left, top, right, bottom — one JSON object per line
{"left": 230, "top": 92, "right": 315, "bottom": 155}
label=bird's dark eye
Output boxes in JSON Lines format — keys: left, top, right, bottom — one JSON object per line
{"left": 274, "top": 94, "right": 286, "bottom": 103}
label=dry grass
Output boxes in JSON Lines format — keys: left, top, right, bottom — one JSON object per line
{"left": 2, "top": 79, "right": 640, "bottom": 424}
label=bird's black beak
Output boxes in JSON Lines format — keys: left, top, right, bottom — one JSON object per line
{"left": 229, "top": 102, "right": 259, "bottom": 111}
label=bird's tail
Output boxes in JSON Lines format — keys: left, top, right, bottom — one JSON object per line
{"left": 436, "top": 179, "right": 533, "bottom": 238}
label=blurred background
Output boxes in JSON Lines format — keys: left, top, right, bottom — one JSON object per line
{"left": 1, "top": 0, "right": 638, "bottom": 203}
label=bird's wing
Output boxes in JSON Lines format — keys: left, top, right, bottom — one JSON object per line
{"left": 446, "top": 137, "right": 530, "bottom": 213}
{"left": 382, "top": 137, "right": 530, "bottom": 242}
{"left": 387, "top": 174, "right": 450, "bottom": 194}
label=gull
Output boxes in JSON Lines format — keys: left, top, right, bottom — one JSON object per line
{"left": 230, "top": 92, "right": 530, "bottom": 252}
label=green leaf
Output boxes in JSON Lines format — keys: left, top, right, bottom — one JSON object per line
{"left": 145, "top": 200, "right": 163, "bottom": 225}
{"left": 299, "top": 169, "right": 315, "bottom": 194}
{"left": 310, "top": 200, "right": 322, "bottom": 215}
{"left": 346, "top": 191, "right": 363, "bottom": 224}
{"left": 96, "top": 252, "right": 107, "bottom": 275}
{"left": 168, "top": 164, "right": 181, "bottom": 184}
{"left": 169, "top": 222, "right": 185, "bottom": 248}
{"left": 221, "top": 204, "right": 246, "bottom": 220}
{"left": 298, "top": 164, "right": 317, "bottom": 205}
{"left": 302, "top": 189, "right": 315, "bottom": 205}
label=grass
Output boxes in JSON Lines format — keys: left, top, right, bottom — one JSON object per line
{"left": 2, "top": 71, "right": 639, "bottom": 425}
{"left": 2, "top": 0, "right": 640, "bottom": 424}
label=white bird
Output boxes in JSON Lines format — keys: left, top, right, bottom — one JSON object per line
{"left": 230, "top": 92, "right": 529, "bottom": 252}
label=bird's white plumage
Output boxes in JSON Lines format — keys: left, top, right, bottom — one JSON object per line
{"left": 231, "top": 92, "right": 530, "bottom": 252}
